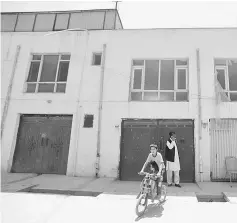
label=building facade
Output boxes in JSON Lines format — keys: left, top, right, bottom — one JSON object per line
{"left": 1, "top": 10, "right": 237, "bottom": 182}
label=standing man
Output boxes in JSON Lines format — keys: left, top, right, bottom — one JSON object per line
{"left": 165, "top": 132, "right": 181, "bottom": 187}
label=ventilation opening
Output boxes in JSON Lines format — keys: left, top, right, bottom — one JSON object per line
{"left": 92, "top": 53, "right": 102, "bottom": 66}
{"left": 83, "top": 114, "right": 94, "bottom": 128}
{"left": 196, "top": 193, "right": 228, "bottom": 202}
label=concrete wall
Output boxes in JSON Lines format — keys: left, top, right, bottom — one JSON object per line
{"left": 1, "top": 28, "right": 237, "bottom": 181}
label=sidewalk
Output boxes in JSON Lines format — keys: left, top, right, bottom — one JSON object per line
{"left": 1, "top": 173, "right": 237, "bottom": 203}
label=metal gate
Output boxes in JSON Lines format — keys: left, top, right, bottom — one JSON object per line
{"left": 120, "top": 119, "right": 195, "bottom": 182}
{"left": 210, "top": 119, "right": 237, "bottom": 181}
{"left": 11, "top": 115, "right": 72, "bottom": 175}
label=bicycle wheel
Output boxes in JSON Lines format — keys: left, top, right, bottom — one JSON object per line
{"left": 159, "top": 185, "right": 167, "bottom": 203}
{"left": 135, "top": 194, "right": 148, "bottom": 217}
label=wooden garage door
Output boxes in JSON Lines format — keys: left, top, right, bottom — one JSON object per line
{"left": 11, "top": 115, "right": 72, "bottom": 174}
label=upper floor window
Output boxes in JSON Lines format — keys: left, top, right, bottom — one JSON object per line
{"left": 130, "top": 59, "right": 188, "bottom": 101}
{"left": 215, "top": 59, "right": 237, "bottom": 101}
{"left": 26, "top": 54, "right": 70, "bottom": 93}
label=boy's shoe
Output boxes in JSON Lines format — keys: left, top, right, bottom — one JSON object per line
{"left": 167, "top": 184, "right": 172, "bottom": 187}
{"left": 175, "top": 184, "right": 181, "bottom": 188}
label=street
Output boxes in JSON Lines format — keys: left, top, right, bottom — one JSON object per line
{"left": 1, "top": 192, "right": 236, "bottom": 223}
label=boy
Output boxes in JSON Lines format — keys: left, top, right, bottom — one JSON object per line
{"left": 139, "top": 144, "right": 165, "bottom": 200}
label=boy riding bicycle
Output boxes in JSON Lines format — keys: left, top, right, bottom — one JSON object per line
{"left": 139, "top": 144, "right": 165, "bottom": 201}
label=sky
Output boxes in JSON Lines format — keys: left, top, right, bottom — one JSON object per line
{"left": 1, "top": 0, "right": 237, "bottom": 29}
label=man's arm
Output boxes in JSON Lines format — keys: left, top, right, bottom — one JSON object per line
{"left": 157, "top": 153, "right": 164, "bottom": 175}
{"left": 166, "top": 140, "right": 175, "bottom": 150}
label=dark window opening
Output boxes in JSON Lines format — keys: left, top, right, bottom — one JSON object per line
{"left": 83, "top": 115, "right": 94, "bottom": 128}
{"left": 92, "top": 53, "right": 102, "bottom": 66}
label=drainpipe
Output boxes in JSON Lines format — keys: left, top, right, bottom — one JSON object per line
{"left": 95, "top": 44, "right": 107, "bottom": 178}
{"left": 196, "top": 48, "right": 203, "bottom": 182}
{"left": 1, "top": 45, "right": 21, "bottom": 138}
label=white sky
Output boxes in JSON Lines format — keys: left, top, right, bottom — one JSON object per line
{"left": 1, "top": 0, "right": 237, "bottom": 29}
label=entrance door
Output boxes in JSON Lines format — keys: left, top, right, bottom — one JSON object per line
{"left": 158, "top": 120, "right": 195, "bottom": 183}
{"left": 120, "top": 120, "right": 158, "bottom": 181}
{"left": 11, "top": 115, "right": 72, "bottom": 174}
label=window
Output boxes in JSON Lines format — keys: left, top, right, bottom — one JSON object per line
{"left": 15, "top": 14, "right": 35, "bottom": 31}
{"left": 130, "top": 59, "right": 188, "bottom": 101}
{"left": 34, "top": 14, "right": 55, "bottom": 31}
{"left": 1, "top": 14, "right": 17, "bottom": 31}
{"left": 26, "top": 54, "right": 70, "bottom": 93}
{"left": 83, "top": 115, "right": 94, "bottom": 128}
{"left": 215, "top": 59, "right": 237, "bottom": 101}
{"left": 54, "top": 14, "right": 69, "bottom": 30}
{"left": 92, "top": 53, "right": 102, "bottom": 66}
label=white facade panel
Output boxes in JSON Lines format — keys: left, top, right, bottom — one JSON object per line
{"left": 1, "top": 28, "right": 237, "bottom": 181}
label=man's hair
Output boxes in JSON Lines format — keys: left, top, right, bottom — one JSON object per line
{"left": 149, "top": 161, "right": 159, "bottom": 172}
{"left": 169, "top": 131, "right": 175, "bottom": 137}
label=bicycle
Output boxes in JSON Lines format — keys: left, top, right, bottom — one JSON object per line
{"left": 135, "top": 171, "right": 167, "bottom": 217}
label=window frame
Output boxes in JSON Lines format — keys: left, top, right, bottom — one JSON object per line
{"left": 25, "top": 53, "right": 70, "bottom": 93}
{"left": 214, "top": 58, "right": 237, "bottom": 101}
{"left": 92, "top": 52, "right": 102, "bottom": 66}
{"left": 130, "top": 58, "right": 189, "bottom": 102}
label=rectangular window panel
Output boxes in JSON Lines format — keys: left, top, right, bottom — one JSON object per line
{"left": 133, "top": 60, "right": 144, "bottom": 66}
{"left": 133, "top": 69, "right": 142, "bottom": 89}
{"left": 144, "top": 60, "right": 159, "bottom": 90}
{"left": 38, "top": 84, "right": 54, "bottom": 92}
{"left": 57, "top": 61, "right": 69, "bottom": 81}
{"left": 92, "top": 53, "right": 102, "bottom": 66}
{"left": 26, "top": 84, "right": 36, "bottom": 93}
{"left": 15, "top": 14, "right": 35, "bottom": 31}
{"left": 230, "top": 93, "right": 237, "bottom": 101}
{"left": 34, "top": 14, "right": 55, "bottom": 31}
{"left": 160, "top": 92, "right": 174, "bottom": 101}
{"left": 228, "top": 60, "right": 237, "bottom": 91}
{"left": 1, "top": 14, "right": 17, "bottom": 31}
{"left": 54, "top": 13, "right": 69, "bottom": 30}
{"left": 33, "top": 55, "right": 42, "bottom": 60}
{"left": 40, "top": 55, "right": 59, "bottom": 82}
{"left": 176, "top": 92, "right": 188, "bottom": 101}
{"left": 176, "top": 60, "right": 188, "bottom": 66}
{"left": 27, "top": 62, "right": 40, "bottom": 82}
{"left": 160, "top": 60, "right": 174, "bottom": 90}
{"left": 61, "top": 54, "right": 70, "bottom": 60}
{"left": 131, "top": 92, "right": 142, "bottom": 101}
{"left": 144, "top": 92, "right": 158, "bottom": 101}
{"left": 215, "top": 59, "right": 226, "bottom": 66}
{"left": 216, "top": 69, "right": 226, "bottom": 90}
{"left": 83, "top": 114, "right": 94, "bottom": 128}
{"left": 56, "top": 83, "right": 66, "bottom": 93}
{"left": 177, "top": 69, "right": 186, "bottom": 89}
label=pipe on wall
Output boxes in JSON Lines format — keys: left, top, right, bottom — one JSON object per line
{"left": 1, "top": 45, "right": 21, "bottom": 139}
{"left": 196, "top": 48, "right": 204, "bottom": 182}
{"left": 95, "top": 44, "right": 107, "bottom": 177}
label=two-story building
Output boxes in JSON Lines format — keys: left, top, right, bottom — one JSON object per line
{"left": 1, "top": 9, "right": 237, "bottom": 182}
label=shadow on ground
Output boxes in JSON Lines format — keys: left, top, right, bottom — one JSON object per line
{"left": 135, "top": 201, "right": 165, "bottom": 221}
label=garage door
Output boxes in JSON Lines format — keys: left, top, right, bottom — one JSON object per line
{"left": 120, "top": 119, "right": 195, "bottom": 182}
{"left": 210, "top": 119, "right": 237, "bottom": 181}
{"left": 120, "top": 120, "right": 158, "bottom": 181}
{"left": 11, "top": 115, "right": 72, "bottom": 174}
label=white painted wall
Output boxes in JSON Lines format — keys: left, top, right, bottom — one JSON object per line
{"left": 1, "top": 28, "right": 237, "bottom": 181}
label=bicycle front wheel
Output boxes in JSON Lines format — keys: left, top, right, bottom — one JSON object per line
{"left": 135, "top": 194, "right": 148, "bottom": 217}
